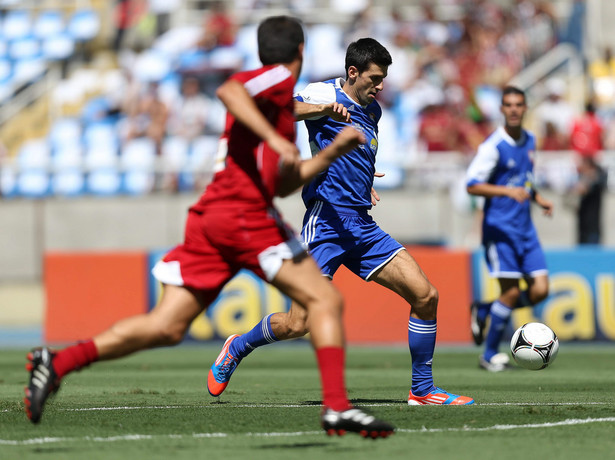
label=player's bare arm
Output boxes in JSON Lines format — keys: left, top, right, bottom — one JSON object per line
{"left": 217, "top": 79, "right": 300, "bottom": 170}
{"left": 277, "top": 127, "right": 366, "bottom": 197}
{"left": 294, "top": 100, "right": 351, "bottom": 123}
{"left": 534, "top": 191, "right": 554, "bottom": 217}
{"left": 467, "top": 183, "right": 531, "bottom": 203}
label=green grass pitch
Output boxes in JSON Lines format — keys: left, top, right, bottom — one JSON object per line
{"left": 1, "top": 343, "right": 614, "bottom": 460}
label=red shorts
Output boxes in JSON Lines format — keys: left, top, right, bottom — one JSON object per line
{"left": 152, "top": 206, "right": 305, "bottom": 299}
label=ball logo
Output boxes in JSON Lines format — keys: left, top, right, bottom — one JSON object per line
{"left": 370, "top": 137, "right": 378, "bottom": 152}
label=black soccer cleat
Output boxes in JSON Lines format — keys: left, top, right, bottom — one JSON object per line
{"left": 470, "top": 301, "right": 486, "bottom": 346}
{"left": 24, "top": 347, "right": 61, "bottom": 424}
{"left": 321, "top": 407, "right": 395, "bottom": 439}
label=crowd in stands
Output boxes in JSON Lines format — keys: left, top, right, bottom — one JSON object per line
{"left": 2, "top": 0, "right": 612, "bottom": 199}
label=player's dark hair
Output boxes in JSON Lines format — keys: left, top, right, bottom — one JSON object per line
{"left": 345, "top": 38, "right": 392, "bottom": 76}
{"left": 501, "top": 86, "right": 526, "bottom": 104}
{"left": 258, "top": 16, "right": 304, "bottom": 65}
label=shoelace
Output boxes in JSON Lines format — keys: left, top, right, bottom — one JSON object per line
{"left": 217, "top": 355, "right": 238, "bottom": 377}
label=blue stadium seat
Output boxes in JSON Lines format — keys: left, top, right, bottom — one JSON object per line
{"left": 0, "top": 166, "right": 18, "bottom": 198}
{"left": 52, "top": 169, "right": 85, "bottom": 197}
{"left": 33, "top": 10, "right": 64, "bottom": 39}
{"left": 49, "top": 118, "right": 82, "bottom": 151}
{"left": 86, "top": 169, "right": 121, "bottom": 196}
{"left": 2, "top": 10, "right": 32, "bottom": 41}
{"left": 121, "top": 137, "right": 157, "bottom": 195}
{"left": 67, "top": 9, "right": 100, "bottom": 42}
{"left": 8, "top": 35, "right": 40, "bottom": 60}
{"left": 42, "top": 32, "right": 75, "bottom": 61}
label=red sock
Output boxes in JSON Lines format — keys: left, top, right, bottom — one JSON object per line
{"left": 52, "top": 340, "right": 99, "bottom": 379}
{"left": 315, "top": 346, "right": 351, "bottom": 411}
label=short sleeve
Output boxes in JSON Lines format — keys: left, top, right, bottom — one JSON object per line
{"left": 466, "top": 142, "right": 499, "bottom": 186}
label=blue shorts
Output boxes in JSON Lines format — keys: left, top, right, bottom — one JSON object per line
{"left": 483, "top": 226, "right": 547, "bottom": 279}
{"left": 302, "top": 200, "right": 404, "bottom": 280}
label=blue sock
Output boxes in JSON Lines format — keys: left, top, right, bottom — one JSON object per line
{"left": 483, "top": 301, "right": 513, "bottom": 362}
{"left": 229, "top": 314, "right": 279, "bottom": 360}
{"left": 477, "top": 301, "right": 491, "bottom": 323}
{"left": 408, "top": 317, "right": 437, "bottom": 396}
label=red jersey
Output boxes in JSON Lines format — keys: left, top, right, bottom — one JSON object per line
{"left": 192, "top": 65, "right": 296, "bottom": 212}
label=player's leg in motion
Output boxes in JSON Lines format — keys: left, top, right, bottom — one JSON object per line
{"left": 478, "top": 274, "right": 549, "bottom": 372}
{"left": 270, "top": 252, "right": 394, "bottom": 438}
{"left": 207, "top": 300, "right": 309, "bottom": 396}
{"left": 371, "top": 250, "right": 473, "bottom": 405}
{"left": 25, "top": 284, "right": 206, "bottom": 423}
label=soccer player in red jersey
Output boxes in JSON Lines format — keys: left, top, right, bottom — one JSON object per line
{"left": 24, "top": 16, "right": 394, "bottom": 438}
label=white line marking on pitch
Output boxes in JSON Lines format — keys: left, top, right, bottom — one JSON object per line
{"left": 0, "top": 401, "right": 609, "bottom": 414}
{"left": 1, "top": 417, "right": 614, "bottom": 445}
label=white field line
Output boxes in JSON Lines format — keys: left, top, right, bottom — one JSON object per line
{"left": 0, "top": 401, "right": 610, "bottom": 414}
{"left": 1, "top": 417, "right": 615, "bottom": 445}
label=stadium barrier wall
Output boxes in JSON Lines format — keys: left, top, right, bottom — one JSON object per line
{"left": 44, "top": 247, "right": 615, "bottom": 344}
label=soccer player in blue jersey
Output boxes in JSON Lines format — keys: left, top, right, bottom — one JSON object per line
{"left": 466, "top": 86, "right": 553, "bottom": 372}
{"left": 207, "top": 38, "right": 474, "bottom": 406}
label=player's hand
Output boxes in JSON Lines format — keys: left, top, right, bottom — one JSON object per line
{"left": 508, "top": 187, "right": 531, "bottom": 203}
{"left": 330, "top": 127, "right": 366, "bottom": 157}
{"left": 324, "top": 102, "right": 351, "bottom": 123}
{"left": 371, "top": 172, "right": 385, "bottom": 206}
{"left": 268, "top": 134, "right": 301, "bottom": 175}
{"left": 536, "top": 196, "right": 554, "bottom": 217}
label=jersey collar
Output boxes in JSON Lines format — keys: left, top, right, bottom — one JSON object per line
{"left": 497, "top": 126, "right": 527, "bottom": 146}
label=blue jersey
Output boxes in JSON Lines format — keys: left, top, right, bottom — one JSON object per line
{"left": 294, "top": 78, "right": 381, "bottom": 208}
{"left": 466, "top": 126, "right": 538, "bottom": 238}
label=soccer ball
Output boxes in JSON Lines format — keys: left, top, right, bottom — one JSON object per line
{"left": 510, "top": 322, "right": 559, "bottom": 370}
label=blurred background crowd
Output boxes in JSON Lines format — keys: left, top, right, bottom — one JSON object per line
{"left": 0, "top": 0, "right": 612, "bottom": 204}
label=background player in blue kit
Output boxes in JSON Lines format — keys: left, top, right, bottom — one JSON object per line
{"left": 208, "top": 38, "right": 474, "bottom": 406}
{"left": 466, "top": 86, "right": 554, "bottom": 372}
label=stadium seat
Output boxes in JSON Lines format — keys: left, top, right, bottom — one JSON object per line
{"left": 86, "top": 169, "right": 121, "bottom": 196}
{"left": 18, "top": 139, "right": 51, "bottom": 171}
{"left": 120, "top": 137, "right": 157, "bottom": 195}
{"left": 161, "top": 136, "right": 189, "bottom": 172}
{"left": 67, "top": 9, "right": 100, "bottom": 42}
{"left": 49, "top": 118, "right": 82, "bottom": 151}
{"left": 17, "top": 170, "right": 51, "bottom": 198}
{"left": 84, "top": 143, "right": 118, "bottom": 171}
{"left": 33, "top": 10, "right": 64, "bottom": 39}
{"left": 12, "top": 56, "right": 46, "bottom": 84}
{"left": 0, "top": 166, "right": 18, "bottom": 198}
{"left": 42, "top": 32, "right": 75, "bottom": 61}
{"left": 52, "top": 169, "right": 85, "bottom": 197}
{"left": 83, "top": 122, "right": 119, "bottom": 151}
{"left": 0, "top": 57, "right": 11, "bottom": 81}
{"left": 8, "top": 35, "right": 40, "bottom": 60}
{"left": 133, "top": 50, "right": 172, "bottom": 82}
{"left": 121, "top": 137, "right": 156, "bottom": 171}
{"left": 2, "top": 10, "right": 32, "bottom": 41}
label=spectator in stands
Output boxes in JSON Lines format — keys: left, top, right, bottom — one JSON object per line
{"left": 124, "top": 82, "right": 169, "bottom": 153}
{"left": 167, "top": 76, "right": 211, "bottom": 140}
{"left": 534, "top": 78, "right": 575, "bottom": 150}
{"left": 572, "top": 156, "right": 608, "bottom": 245}
{"left": 541, "top": 121, "right": 570, "bottom": 151}
{"left": 198, "top": 1, "right": 237, "bottom": 51}
{"left": 570, "top": 102, "right": 603, "bottom": 159}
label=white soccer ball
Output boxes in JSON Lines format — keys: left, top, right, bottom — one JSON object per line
{"left": 510, "top": 322, "right": 559, "bottom": 370}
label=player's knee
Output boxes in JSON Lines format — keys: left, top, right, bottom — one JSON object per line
{"left": 152, "top": 322, "right": 186, "bottom": 346}
{"left": 413, "top": 285, "right": 438, "bottom": 317}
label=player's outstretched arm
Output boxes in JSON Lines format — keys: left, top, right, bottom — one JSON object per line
{"left": 277, "top": 127, "right": 365, "bottom": 197}
{"left": 533, "top": 191, "right": 554, "bottom": 216}
{"left": 294, "top": 100, "right": 351, "bottom": 122}
{"left": 217, "top": 79, "right": 300, "bottom": 168}
{"left": 467, "top": 183, "right": 531, "bottom": 203}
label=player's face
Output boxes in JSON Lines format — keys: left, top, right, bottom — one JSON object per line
{"left": 501, "top": 93, "right": 527, "bottom": 128}
{"left": 349, "top": 62, "right": 388, "bottom": 106}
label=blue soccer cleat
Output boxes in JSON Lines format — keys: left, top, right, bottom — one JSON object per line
{"left": 207, "top": 335, "right": 241, "bottom": 397}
